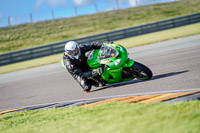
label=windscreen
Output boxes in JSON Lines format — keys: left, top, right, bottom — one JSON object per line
{"left": 98, "top": 45, "right": 118, "bottom": 59}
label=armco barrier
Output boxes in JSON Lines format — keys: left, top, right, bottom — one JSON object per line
{"left": 0, "top": 12, "right": 200, "bottom": 66}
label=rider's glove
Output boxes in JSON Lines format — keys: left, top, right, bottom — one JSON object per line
{"left": 92, "top": 67, "right": 103, "bottom": 76}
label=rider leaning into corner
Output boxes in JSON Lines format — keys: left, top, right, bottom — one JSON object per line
{"left": 63, "top": 41, "right": 109, "bottom": 93}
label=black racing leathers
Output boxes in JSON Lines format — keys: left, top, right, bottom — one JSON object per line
{"left": 63, "top": 42, "right": 103, "bottom": 91}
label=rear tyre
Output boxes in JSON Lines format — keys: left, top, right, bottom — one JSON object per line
{"left": 130, "top": 61, "right": 153, "bottom": 80}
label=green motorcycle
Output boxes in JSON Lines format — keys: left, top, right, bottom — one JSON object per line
{"left": 62, "top": 43, "right": 152, "bottom": 87}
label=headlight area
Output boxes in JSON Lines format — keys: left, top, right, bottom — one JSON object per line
{"left": 115, "top": 59, "right": 121, "bottom": 66}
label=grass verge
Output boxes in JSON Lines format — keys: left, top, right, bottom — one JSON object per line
{"left": 116, "top": 22, "right": 200, "bottom": 48}
{"left": 0, "top": 53, "right": 63, "bottom": 74}
{"left": 0, "top": 101, "right": 200, "bottom": 133}
{"left": 0, "top": 0, "right": 200, "bottom": 53}
{"left": 0, "top": 23, "right": 200, "bottom": 74}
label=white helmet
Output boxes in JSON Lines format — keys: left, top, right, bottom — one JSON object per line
{"left": 64, "top": 41, "right": 80, "bottom": 60}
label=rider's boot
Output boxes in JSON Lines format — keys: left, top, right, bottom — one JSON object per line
{"left": 84, "top": 80, "right": 99, "bottom": 93}
{"left": 78, "top": 77, "right": 92, "bottom": 93}
{"left": 82, "top": 83, "right": 92, "bottom": 93}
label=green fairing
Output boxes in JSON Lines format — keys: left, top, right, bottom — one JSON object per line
{"left": 87, "top": 49, "right": 100, "bottom": 68}
{"left": 61, "top": 58, "right": 66, "bottom": 69}
{"left": 61, "top": 43, "right": 152, "bottom": 86}
{"left": 87, "top": 43, "right": 135, "bottom": 83}
{"left": 124, "top": 59, "right": 135, "bottom": 67}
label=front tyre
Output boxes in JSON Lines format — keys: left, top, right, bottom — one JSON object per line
{"left": 130, "top": 61, "right": 153, "bottom": 80}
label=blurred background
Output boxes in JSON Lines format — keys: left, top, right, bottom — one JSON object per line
{"left": 0, "top": 0, "right": 176, "bottom": 27}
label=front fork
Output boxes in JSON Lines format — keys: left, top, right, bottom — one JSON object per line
{"left": 122, "top": 59, "right": 135, "bottom": 80}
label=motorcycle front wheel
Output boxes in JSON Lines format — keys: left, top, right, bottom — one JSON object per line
{"left": 129, "top": 61, "right": 153, "bottom": 80}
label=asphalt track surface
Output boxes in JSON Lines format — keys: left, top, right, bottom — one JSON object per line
{"left": 0, "top": 35, "right": 200, "bottom": 110}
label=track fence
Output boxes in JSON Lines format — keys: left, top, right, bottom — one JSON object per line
{"left": 0, "top": 12, "right": 200, "bottom": 66}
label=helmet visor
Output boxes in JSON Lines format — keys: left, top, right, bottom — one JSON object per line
{"left": 67, "top": 48, "right": 79, "bottom": 56}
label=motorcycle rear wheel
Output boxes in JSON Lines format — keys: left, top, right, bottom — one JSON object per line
{"left": 130, "top": 61, "right": 153, "bottom": 80}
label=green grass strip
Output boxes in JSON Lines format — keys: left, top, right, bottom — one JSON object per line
{"left": 0, "top": 101, "right": 200, "bottom": 133}
{"left": 0, "top": 53, "right": 63, "bottom": 74}
{"left": 0, "top": 23, "right": 200, "bottom": 74}
{"left": 115, "top": 22, "right": 200, "bottom": 48}
{"left": 0, "top": 0, "right": 200, "bottom": 53}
